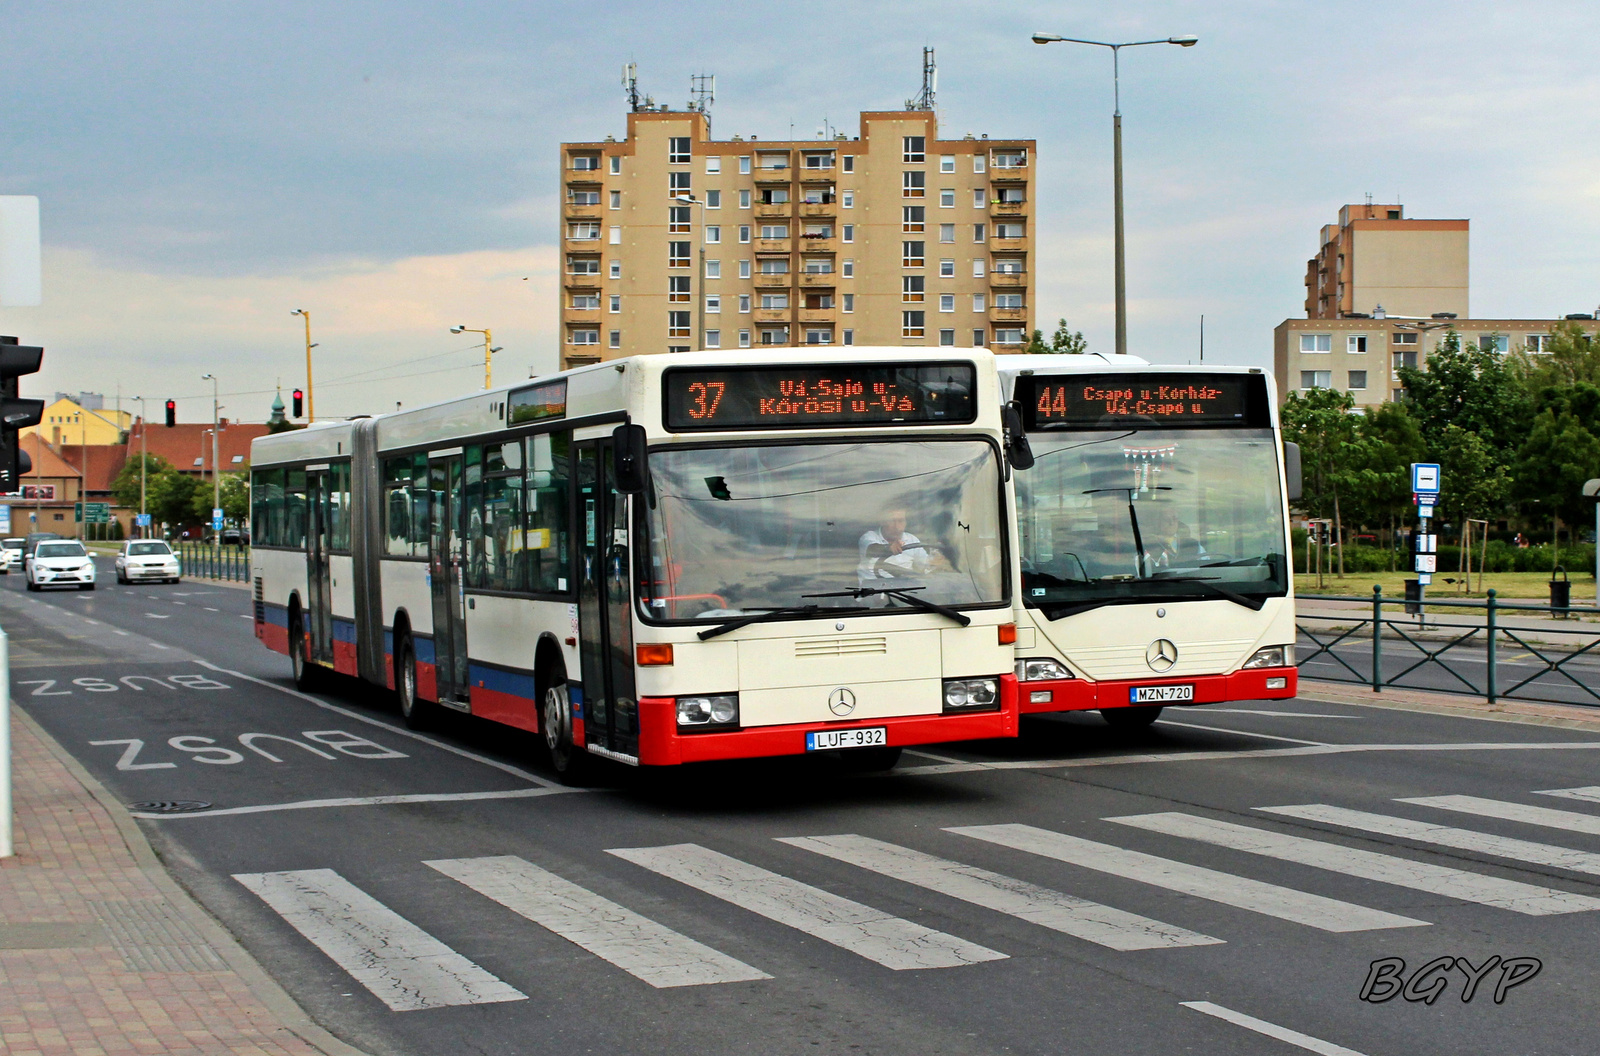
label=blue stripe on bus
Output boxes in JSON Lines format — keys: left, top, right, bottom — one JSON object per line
{"left": 469, "top": 663, "right": 537, "bottom": 700}
{"left": 332, "top": 617, "right": 357, "bottom": 643}
{"left": 411, "top": 635, "right": 436, "bottom": 664}
{"left": 261, "top": 602, "right": 289, "bottom": 628}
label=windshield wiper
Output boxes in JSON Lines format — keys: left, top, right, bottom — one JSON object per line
{"left": 1082, "top": 485, "right": 1170, "bottom": 579}
{"left": 802, "top": 586, "right": 972, "bottom": 627}
{"left": 696, "top": 604, "right": 867, "bottom": 641}
{"left": 1149, "top": 576, "right": 1267, "bottom": 611}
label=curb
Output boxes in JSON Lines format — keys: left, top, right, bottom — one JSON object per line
{"left": 12, "top": 704, "right": 375, "bottom": 1056}
{"left": 1298, "top": 680, "right": 1600, "bottom": 735}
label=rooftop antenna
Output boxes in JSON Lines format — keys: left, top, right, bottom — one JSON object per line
{"left": 907, "top": 46, "right": 937, "bottom": 110}
{"left": 688, "top": 73, "right": 715, "bottom": 126}
{"left": 621, "top": 63, "right": 641, "bottom": 112}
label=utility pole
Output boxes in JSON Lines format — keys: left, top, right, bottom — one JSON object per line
{"left": 132, "top": 397, "right": 148, "bottom": 537}
{"left": 291, "top": 309, "right": 315, "bottom": 421}
{"left": 202, "top": 374, "right": 220, "bottom": 560}
{"left": 450, "top": 327, "right": 500, "bottom": 389}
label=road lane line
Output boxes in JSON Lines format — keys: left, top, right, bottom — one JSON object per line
{"left": 1199, "top": 709, "right": 1359, "bottom": 718}
{"left": 947, "top": 824, "right": 1427, "bottom": 932}
{"left": 131, "top": 787, "right": 571, "bottom": 819}
{"left": 427, "top": 855, "right": 769, "bottom": 987}
{"left": 1401, "top": 794, "right": 1600, "bottom": 837}
{"left": 1536, "top": 786, "right": 1600, "bottom": 805}
{"left": 1181, "top": 1001, "right": 1370, "bottom": 1056}
{"left": 191, "top": 659, "right": 573, "bottom": 791}
{"left": 233, "top": 868, "right": 526, "bottom": 1011}
{"left": 1154, "top": 720, "right": 1328, "bottom": 745}
{"left": 1258, "top": 804, "right": 1600, "bottom": 877}
{"left": 608, "top": 843, "right": 1006, "bottom": 970}
{"left": 779, "top": 834, "right": 1222, "bottom": 950}
{"left": 1108, "top": 812, "right": 1600, "bottom": 916}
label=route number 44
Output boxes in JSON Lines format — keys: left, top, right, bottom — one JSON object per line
{"left": 90, "top": 730, "right": 409, "bottom": 770}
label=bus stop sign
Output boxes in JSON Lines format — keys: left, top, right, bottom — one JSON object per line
{"left": 1412, "top": 462, "right": 1441, "bottom": 495}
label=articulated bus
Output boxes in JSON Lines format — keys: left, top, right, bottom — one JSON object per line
{"left": 998, "top": 354, "right": 1301, "bottom": 726}
{"left": 250, "top": 349, "right": 1022, "bottom": 775}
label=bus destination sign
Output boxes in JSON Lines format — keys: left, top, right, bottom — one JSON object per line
{"left": 663, "top": 363, "right": 976, "bottom": 431}
{"left": 1019, "top": 372, "right": 1268, "bottom": 430}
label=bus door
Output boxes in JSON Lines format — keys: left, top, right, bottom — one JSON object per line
{"left": 575, "top": 440, "right": 638, "bottom": 759}
{"left": 428, "top": 455, "right": 470, "bottom": 707}
{"left": 305, "top": 468, "right": 334, "bottom": 665}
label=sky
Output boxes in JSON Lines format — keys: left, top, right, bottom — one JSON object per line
{"left": 2, "top": 0, "right": 1598, "bottom": 425}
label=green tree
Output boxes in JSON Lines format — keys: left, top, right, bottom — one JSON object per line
{"left": 1282, "top": 387, "right": 1358, "bottom": 575}
{"left": 1396, "top": 329, "right": 1529, "bottom": 453}
{"left": 1513, "top": 381, "right": 1600, "bottom": 556}
{"left": 1343, "top": 402, "right": 1427, "bottom": 565}
{"left": 110, "top": 454, "right": 173, "bottom": 512}
{"left": 1435, "top": 423, "right": 1512, "bottom": 526}
{"left": 1514, "top": 321, "right": 1600, "bottom": 391}
{"left": 149, "top": 471, "right": 202, "bottom": 531}
{"left": 1022, "top": 318, "right": 1090, "bottom": 354}
{"left": 191, "top": 471, "right": 249, "bottom": 525}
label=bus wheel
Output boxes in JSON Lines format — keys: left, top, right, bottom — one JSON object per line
{"left": 289, "top": 610, "right": 318, "bottom": 691}
{"left": 396, "top": 635, "right": 432, "bottom": 730}
{"left": 542, "top": 677, "right": 585, "bottom": 782}
{"left": 838, "top": 746, "right": 902, "bottom": 773}
{"left": 1101, "top": 705, "right": 1163, "bottom": 729}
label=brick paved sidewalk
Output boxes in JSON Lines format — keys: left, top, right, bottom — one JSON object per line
{"left": 1, "top": 707, "right": 368, "bottom": 1056}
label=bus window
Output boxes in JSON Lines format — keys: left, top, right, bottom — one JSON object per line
{"left": 251, "top": 468, "right": 283, "bottom": 547}
{"left": 383, "top": 457, "right": 413, "bottom": 555}
{"left": 285, "top": 469, "right": 308, "bottom": 549}
{"left": 525, "top": 432, "right": 570, "bottom": 593}
{"left": 410, "top": 453, "right": 430, "bottom": 552}
{"left": 464, "top": 446, "right": 486, "bottom": 586}
{"left": 330, "top": 462, "right": 350, "bottom": 551}
{"left": 481, "top": 440, "right": 523, "bottom": 591}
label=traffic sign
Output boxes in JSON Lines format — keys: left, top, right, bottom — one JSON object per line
{"left": 135, "top": 513, "right": 151, "bottom": 528}
{"left": 0, "top": 505, "right": 10, "bottom": 534}
{"left": 1411, "top": 462, "right": 1441, "bottom": 495}
{"left": 212, "top": 507, "right": 224, "bottom": 531}
{"left": 84, "top": 502, "right": 110, "bottom": 524}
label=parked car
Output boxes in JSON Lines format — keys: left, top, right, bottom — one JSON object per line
{"left": 0, "top": 537, "right": 23, "bottom": 574}
{"left": 115, "top": 539, "right": 182, "bottom": 584}
{"left": 220, "top": 527, "right": 250, "bottom": 546}
{"left": 27, "top": 539, "right": 96, "bottom": 591}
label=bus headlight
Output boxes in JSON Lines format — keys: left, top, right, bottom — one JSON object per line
{"left": 1016, "top": 658, "right": 1073, "bottom": 681}
{"left": 943, "top": 678, "right": 999, "bottom": 712}
{"left": 676, "top": 694, "right": 738, "bottom": 730}
{"left": 1243, "top": 646, "right": 1293, "bottom": 669}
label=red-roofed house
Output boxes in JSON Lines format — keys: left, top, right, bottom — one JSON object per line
{"left": 126, "top": 417, "right": 269, "bottom": 479}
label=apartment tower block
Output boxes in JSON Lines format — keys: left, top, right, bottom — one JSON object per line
{"left": 558, "top": 108, "right": 1035, "bottom": 367}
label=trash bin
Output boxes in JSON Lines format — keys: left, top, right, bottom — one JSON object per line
{"left": 1404, "top": 578, "right": 1423, "bottom": 616}
{"left": 1550, "top": 566, "right": 1571, "bottom": 617}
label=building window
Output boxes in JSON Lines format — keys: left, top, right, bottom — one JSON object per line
{"left": 739, "top": 225, "right": 751, "bottom": 243}
{"left": 842, "top": 155, "right": 854, "bottom": 173}
{"left": 903, "top": 206, "right": 925, "bottom": 232}
{"left": 973, "top": 155, "right": 986, "bottom": 173}
{"left": 972, "top": 293, "right": 986, "bottom": 312}
{"left": 668, "top": 242, "right": 690, "bottom": 267}
{"left": 902, "top": 311, "right": 925, "bottom": 337}
{"left": 902, "top": 276, "right": 925, "bottom": 302}
{"left": 939, "top": 328, "right": 955, "bottom": 346}
{"left": 803, "top": 151, "right": 834, "bottom": 170}
{"left": 1527, "top": 334, "right": 1552, "bottom": 352}
{"left": 804, "top": 292, "right": 833, "bottom": 309}
{"left": 705, "top": 295, "right": 721, "bottom": 314}
{"left": 668, "top": 276, "right": 691, "bottom": 302}
{"left": 739, "top": 155, "right": 751, "bottom": 174}
{"left": 842, "top": 224, "right": 854, "bottom": 243}
{"left": 739, "top": 329, "right": 751, "bottom": 348}
{"left": 903, "top": 171, "right": 925, "bottom": 198}
{"left": 805, "top": 328, "right": 832, "bottom": 345}
{"left": 994, "top": 150, "right": 1027, "bottom": 168}
{"left": 997, "top": 187, "right": 1025, "bottom": 204}
{"left": 760, "top": 187, "right": 789, "bottom": 205}
{"left": 739, "top": 259, "right": 751, "bottom": 279}
{"left": 739, "top": 294, "right": 751, "bottom": 313}
{"left": 1479, "top": 334, "right": 1509, "bottom": 353}
{"left": 668, "top": 206, "right": 691, "bottom": 233}
{"left": 1394, "top": 350, "right": 1418, "bottom": 370}
{"left": 705, "top": 156, "right": 721, "bottom": 174}
{"left": 609, "top": 190, "right": 621, "bottom": 210}
{"left": 842, "top": 293, "right": 854, "bottom": 313}
{"left": 668, "top": 345, "right": 690, "bottom": 354}
{"left": 760, "top": 224, "right": 788, "bottom": 240}
{"left": 705, "top": 259, "right": 721, "bottom": 279}
{"left": 973, "top": 223, "right": 986, "bottom": 242}
{"left": 993, "top": 257, "right": 1023, "bottom": 275}
{"left": 570, "top": 329, "right": 599, "bottom": 345}
{"left": 609, "top": 226, "right": 621, "bottom": 244}
{"left": 841, "top": 259, "right": 854, "bottom": 278}
{"left": 568, "top": 222, "right": 600, "bottom": 241}
{"left": 758, "top": 258, "right": 789, "bottom": 275}
{"left": 995, "top": 293, "right": 1023, "bottom": 309}
{"left": 903, "top": 136, "right": 925, "bottom": 162}
{"left": 571, "top": 293, "right": 600, "bottom": 309}
{"left": 669, "top": 172, "right": 690, "bottom": 196}
{"left": 569, "top": 188, "right": 600, "bottom": 206}
{"left": 1300, "top": 333, "right": 1332, "bottom": 353}
{"left": 1347, "top": 335, "right": 1367, "bottom": 353}
{"left": 972, "top": 259, "right": 986, "bottom": 277}
{"left": 842, "top": 189, "right": 854, "bottom": 208}
{"left": 940, "top": 188, "right": 955, "bottom": 208}
{"left": 940, "top": 223, "right": 955, "bottom": 243}
{"left": 567, "top": 256, "right": 600, "bottom": 274}
{"left": 802, "top": 257, "right": 832, "bottom": 274}
{"left": 1348, "top": 370, "right": 1368, "bottom": 390}
{"left": 705, "top": 225, "right": 721, "bottom": 244}
{"left": 739, "top": 189, "right": 751, "bottom": 209}
{"left": 939, "top": 155, "right": 955, "bottom": 173}
{"left": 902, "top": 241, "right": 925, "bottom": 267}
{"left": 973, "top": 188, "right": 986, "bottom": 208}
{"left": 571, "top": 154, "right": 599, "bottom": 171}
{"left": 608, "top": 330, "right": 621, "bottom": 349}
{"left": 669, "top": 137, "right": 691, "bottom": 163}
{"left": 995, "top": 222, "right": 1024, "bottom": 239}
{"left": 973, "top": 328, "right": 986, "bottom": 346}
{"left": 994, "top": 328, "right": 1024, "bottom": 345}
{"left": 939, "top": 294, "right": 955, "bottom": 312}
{"left": 1300, "top": 370, "right": 1332, "bottom": 389}
{"left": 760, "top": 328, "right": 788, "bottom": 345}
{"left": 1390, "top": 331, "right": 1418, "bottom": 346}
{"left": 801, "top": 186, "right": 832, "bottom": 205}
{"left": 760, "top": 293, "right": 788, "bottom": 309}
{"left": 668, "top": 311, "right": 691, "bottom": 338}
{"left": 609, "top": 156, "right": 621, "bottom": 174}
{"left": 705, "top": 329, "right": 721, "bottom": 348}
{"left": 939, "top": 259, "right": 955, "bottom": 277}
{"left": 843, "top": 328, "right": 854, "bottom": 345}
{"left": 706, "top": 189, "right": 721, "bottom": 208}
{"left": 609, "top": 260, "right": 621, "bottom": 279}
{"left": 609, "top": 294, "right": 621, "bottom": 313}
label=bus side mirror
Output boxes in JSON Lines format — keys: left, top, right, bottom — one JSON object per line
{"left": 1283, "top": 441, "right": 1303, "bottom": 502}
{"left": 1002, "top": 402, "right": 1034, "bottom": 471}
{"left": 613, "top": 423, "right": 650, "bottom": 494}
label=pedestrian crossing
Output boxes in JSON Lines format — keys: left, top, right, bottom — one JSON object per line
{"left": 233, "top": 784, "right": 1600, "bottom": 1012}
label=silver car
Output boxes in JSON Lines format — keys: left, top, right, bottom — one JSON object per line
{"left": 115, "top": 540, "right": 182, "bottom": 584}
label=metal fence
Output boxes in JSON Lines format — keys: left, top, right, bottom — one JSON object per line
{"left": 176, "top": 542, "right": 250, "bottom": 583}
{"left": 1297, "top": 587, "right": 1600, "bottom": 708}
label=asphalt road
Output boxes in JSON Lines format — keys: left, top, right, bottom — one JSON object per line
{"left": 7, "top": 556, "right": 1600, "bottom": 1056}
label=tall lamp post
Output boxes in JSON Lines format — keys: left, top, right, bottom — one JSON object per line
{"left": 130, "top": 396, "right": 150, "bottom": 537}
{"left": 1032, "top": 31, "right": 1197, "bottom": 357}
{"left": 201, "top": 374, "right": 220, "bottom": 560}
{"left": 450, "top": 326, "right": 502, "bottom": 389}
{"left": 672, "top": 194, "right": 708, "bottom": 349}
{"left": 290, "top": 309, "right": 317, "bottom": 420}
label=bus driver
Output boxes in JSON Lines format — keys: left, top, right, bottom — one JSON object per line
{"left": 859, "top": 507, "right": 936, "bottom": 585}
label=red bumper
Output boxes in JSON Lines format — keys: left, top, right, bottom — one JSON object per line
{"left": 635, "top": 678, "right": 1020, "bottom": 765}
{"left": 1017, "top": 667, "right": 1298, "bottom": 714}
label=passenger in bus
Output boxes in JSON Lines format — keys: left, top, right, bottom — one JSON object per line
{"left": 1148, "top": 505, "right": 1205, "bottom": 570}
{"left": 858, "top": 507, "right": 937, "bottom": 585}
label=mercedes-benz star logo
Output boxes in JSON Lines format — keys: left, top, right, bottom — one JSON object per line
{"left": 1146, "top": 638, "right": 1179, "bottom": 672}
{"left": 828, "top": 688, "right": 857, "bottom": 716}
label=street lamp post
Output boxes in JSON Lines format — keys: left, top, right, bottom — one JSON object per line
{"left": 201, "top": 374, "right": 220, "bottom": 560}
{"left": 450, "top": 327, "right": 501, "bottom": 389}
{"left": 291, "top": 310, "right": 318, "bottom": 421}
{"left": 673, "top": 195, "right": 708, "bottom": 349}
{"left": 131, "top": 396, "right": 149, "bottom": 537}
{"left": 1032, "top": 31, "right": 1197, "bottom": 357}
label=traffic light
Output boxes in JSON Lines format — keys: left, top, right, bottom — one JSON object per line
{"left": 0, "top": 336, "right": 44, "bottom": 493}
{"left": 292, "top": 388, "right": 303, "bottom": 417}
{"left": 165, "top": 399, "right": 176, "bottom": 427}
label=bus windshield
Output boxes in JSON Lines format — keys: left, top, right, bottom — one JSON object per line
{"left": 641, "top": 439, "right": 1006, "bottom": 621}
{"left": 1017, "top": 427, "right": 1288, "bottom": 613}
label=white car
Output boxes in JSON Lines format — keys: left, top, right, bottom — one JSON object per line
{"left": 0, "top": 538, "right": 21, "bottom": 574}
{"left": 116, "top": 540, "right": 182, "bottom": 584}
{"left": 27, "top": 540, "right": 97, "bottom": 591}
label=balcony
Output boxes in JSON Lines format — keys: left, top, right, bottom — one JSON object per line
{"left": 754, "top": 202, "right": 792, "bottom": 219}
{"left": 798, "top": 271, "right": 836, "bottom": 287}
{"left": 797, "top": 307, "right": 836, "bottom": 324}
{"left": 990, "top": 272, "right": 1027, "bottom": 287}
{"left": 563, "top": 308, "right": 602, "bottom": 324}
{"left": 797, "top": 235, "right": 837, "bottom": 252}
{"left": 753, "top": 308, "right": 792, "bottom": 324}
{"left": 990, "top": 200, "right": 1026, "bottom": 215}
{"left": 754, "top": 238, "right": 792, "bottom": 253}
{"left": 563, "top": 201, "right": 602, "bottom": 218}
{"left": 988, "top": 307, "right": 1027, "bottom": 323}
{"left": 563, "top": 273, "right": 603, "bottom": 290}
{"left": 753, "top": 167, "right": 792, "bottom": 184}
{"left": 989, "top": 167, "right": 1027, "bottom": 183}
{"left": 754, "top": 273, "right": 792, "bottom": 288}
{"left": 798, "top": 202, "right": 835, "bottom": 217}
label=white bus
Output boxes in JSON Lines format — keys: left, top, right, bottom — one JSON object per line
{"left": 250, "top": 349, "right": 1023, "bottom": 774}
{"left": 999, "top": 355, "right": 1300, "bottom": 726}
